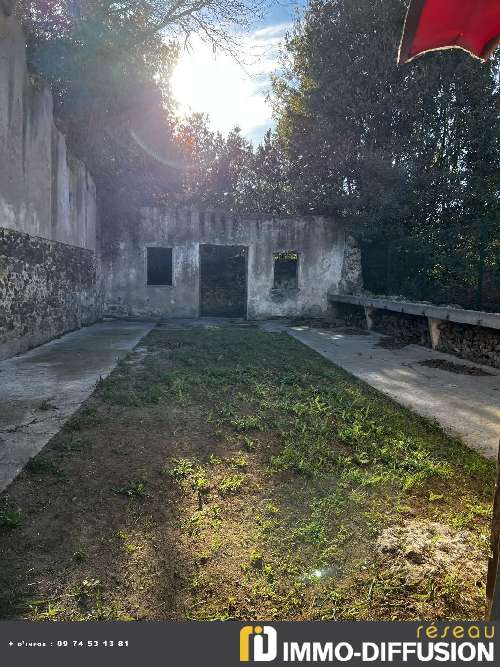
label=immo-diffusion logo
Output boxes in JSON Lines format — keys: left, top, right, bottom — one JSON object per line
{"left": 240, "top": 626, "right": 278, "bottom": 662}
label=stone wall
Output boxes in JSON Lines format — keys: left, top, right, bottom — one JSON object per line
{"left": 0, "top": 228, "right": 99, "bottom": 359}
{"left": 102, "top": 207, "right": 351, "bottom": 320}
{"left": 437, "top": 322, "right": 500, "bottom": 369}
{"left": 338, "top": 234, "right": 363, "bottom": 295}
{"left": 335, "top": 303, "right": 367, "bottom": 329}
{"left": 370, "top": 310, "right": 432, "bottom": 347}
{"left": 368, "top": 310, "right": 500, "bottom": 368}
{"left": 0, "top": 4, "right": 101, "bottom": 359}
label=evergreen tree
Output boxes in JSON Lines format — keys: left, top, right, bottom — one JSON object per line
{"left": 272, "top": 0, "right": 500, "bottom": 305}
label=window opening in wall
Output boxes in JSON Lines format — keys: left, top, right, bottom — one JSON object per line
{"left": 273, "top": 251, "right": 299, "bottom": 289}
{"left": 147, "top": 247, "right": 173, "bottom": 286}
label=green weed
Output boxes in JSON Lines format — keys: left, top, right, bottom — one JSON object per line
{"left": 57, "top": 437, "right": 88, "bottom": 453}
{"left": 218, "top": 474, "right": 245, "bottom": 496}
{"left": 66, "top": 407, "right": 103, "bottom": 431}
{"left": 230, "top": 454, "right": 249, "bottom": 469}
{"left": 0, "top": 509, "right": 22, "bottom": 529}
{"left": 450, "top": 502, "right": 492, "bottom": 528}
{"left": 163, "top": 458, "right": 195, "bottom": 479}
{"left": 230, "top": 415, "right": 262, "bottom": 432}
{"left": 113, "top": 480, "right": 148, "bottom": 499}
{"left": 26, "top": 456, "right": 59, "bottom": 475}
{"left": 29, "top": 601, "right": 62, "bottom": 620}
{"left": 191, "top": 470, "right": 210, "bottom": 494}
{"left": 116, "top": 529, "right": 140, "bottom": 555}
{"left": 242, "top": 436, "right": 256, "bottom": 452}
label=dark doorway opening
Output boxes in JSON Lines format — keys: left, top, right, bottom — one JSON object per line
{"left": 200, "top": 245, "right": 248, "bottom": 318}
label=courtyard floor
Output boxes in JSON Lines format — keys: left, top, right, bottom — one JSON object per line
{"left": 0, "top": 321, "right": 495, "bottom": 621}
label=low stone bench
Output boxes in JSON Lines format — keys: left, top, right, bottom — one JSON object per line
{"left": 328, "top": 293, "right": 500, "bottom": 368}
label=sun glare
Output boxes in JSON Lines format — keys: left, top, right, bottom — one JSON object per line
{"left": 171, "top": 30, "right": 287, "bottom": 141}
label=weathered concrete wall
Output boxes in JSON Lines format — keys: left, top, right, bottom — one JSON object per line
{"left": 0, "top": 227, "right": 99, "bottom": 360}
{"left": 103, "top": 208, "right": 350, "bottom": 320}
{"left": 0, "top": 8, "right": 96, "bottom": 250}
{"left": 0, "top": 4, "right": 100, "bottom": 359}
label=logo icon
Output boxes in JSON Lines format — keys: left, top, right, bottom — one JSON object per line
{"left": 240, "top": 626, "right": 278, "bottom": 662}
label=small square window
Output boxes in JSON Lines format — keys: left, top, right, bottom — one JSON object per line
{"left": 147, "top": 247, "right": 173, "bottom": 286}
{"left": 273, "top": 251, "right": 299, "bottom": 289}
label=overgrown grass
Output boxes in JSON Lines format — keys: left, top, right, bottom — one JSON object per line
{"left": 0, "top": 326, "right": 494, "bottom": 621}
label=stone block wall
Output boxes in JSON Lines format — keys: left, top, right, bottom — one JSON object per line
{"left": 370, "top": 310, "right": 432, "bottom": 347}
{"left": 437, "top": 322, "right": 500, "bottom": 369}
{"left": 335, "top": 303, "right": 367, "bottom": 329}
{"left": 0, "top": 228, "right": 98, "bottom": 359}
{"left": 369, "top": 310, "right": 500, "bottom": 368}
{"left": 338, "top": 234, "right": 363, "bottom": 295}
{"left": 332, "top": 295, "right": 500, "bottom": 369}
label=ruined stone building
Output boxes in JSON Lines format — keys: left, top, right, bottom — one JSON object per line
{"left": 101, "top": 208, "right": 356, "bottom": 321}
{"left": 0, "top": 4, "right": 360, "bottom": 361}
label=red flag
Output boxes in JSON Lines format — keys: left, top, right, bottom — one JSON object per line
{"left": 399, "top": 0, "right": 500, "bottom": 63}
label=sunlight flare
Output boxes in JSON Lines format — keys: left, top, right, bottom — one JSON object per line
{"left": 171, "top": 26, "right": 290, "bottom": 141}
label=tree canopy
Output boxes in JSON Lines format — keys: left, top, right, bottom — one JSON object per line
{"left": 176, "top": 0, "right": 500, "bottom": 307}
{"left": 15, "top": 0, "right": 500, "bottom": 308}
{"left": 16, "top": 0, "right": 267, "bottom": 213}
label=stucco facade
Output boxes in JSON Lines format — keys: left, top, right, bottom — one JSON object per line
{"left": 0, "top": 5, "right": 101, "bottom": 360}
{"left": 0, "top": 10, "right": 96, "bottom": 251}
{"left": 102, "top": 207, "right": 352, "bottom": 320}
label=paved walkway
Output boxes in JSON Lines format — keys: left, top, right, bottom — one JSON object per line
{"left": 260, "top": 322, "right": 500, "bottom": 459}
{"left": 0, "top": 321, "right": 154, "bottom": 491}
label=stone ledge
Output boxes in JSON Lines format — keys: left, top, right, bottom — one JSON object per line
{"left": 328, "top": 293, "right": 500, "bottom": 331}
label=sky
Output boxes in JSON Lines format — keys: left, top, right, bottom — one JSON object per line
{"left": 170, "top": 2, "right": 306, "bottom": 145}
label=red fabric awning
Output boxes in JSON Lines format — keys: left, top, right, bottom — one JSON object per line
{"left": 399, "top": 0, "right": 500, "bottom": 64}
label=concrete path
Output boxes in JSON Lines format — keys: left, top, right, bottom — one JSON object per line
{"left": 259, "top": 322, "right": 500, "bottom": 459}
{"left": 0, "top": 321, "right": 154, "bottom": 492}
